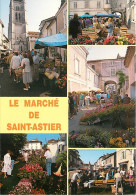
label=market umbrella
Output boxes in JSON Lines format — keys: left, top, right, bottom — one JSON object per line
{"left": 96, "top": 13, "right": 109, "bottom": 17}
{"left": 34, "top": 33, "right": 67, "bottom": 49}
{"left": 80, "top": 14, "right": 93, "bottom": 18}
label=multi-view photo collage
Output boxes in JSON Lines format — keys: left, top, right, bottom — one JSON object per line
{"left": 0, "top": 0, "right": 135, "bottom": 194}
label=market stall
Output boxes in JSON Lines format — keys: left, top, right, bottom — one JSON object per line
{"left": 34, "top": 33, "right": 67, "bottom": 96}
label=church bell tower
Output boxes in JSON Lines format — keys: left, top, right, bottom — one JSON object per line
{"left": 8, "top": 0, "right": 28, "bottom": 52}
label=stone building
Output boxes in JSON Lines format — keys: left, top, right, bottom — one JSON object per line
{"left": 111, "top": 0, "right": 127, "bottom": 22}
{"left": 116, "top": 149, "right": 134, "bottom": 172}
{"left": 8, "top": 0, "right": 28, "bottom": 52}
{"left": 126, "top": 0, "right": 136, "bottom": 34}
{"left": 38, "top": 0, "right": 67, "bottom": 63}
{"left": 87, "top": 54, "right": 128, "bottom": 94}
{"left": 69, "top": 0, "right": 112, "bottom": 16}
{"left": 27, "top": 31, "right": 39, "bottom": 51}
{"left": 47, "top": 138, "right": 66, "bottom": 163}
{"left": 23, "top": 139, "right": 42, "bottom": 151}
{"left": 124, "top": 46, "right": 136, "bottom": 99}
{"left": 69, "top": 46, "right": 100, "bottom": 92}
{"left": 69, "top": 149, "right": 83, "bottom": 170}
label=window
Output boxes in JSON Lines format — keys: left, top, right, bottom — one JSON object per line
{"left": 74, "top": 2, "right": 77, "bottom": 9}
{"left": 15, "top": 12, "right": 18, "bottom": 21}
{"left": 106, "top": 0, "right": 110, "bottom": 4}
{"left": 75, "top": 56, "right": 80, "bottom": 74}
{"left": 92, "top": 65, "right": 95, "bottom": 70}
{"left": 85, "top": 0, "right": 89, "bottom": 8}
{"left": 16, "top": 6, "right": 19, "bottom": 11}
{"left": 97, "top": 1, "right": 101, "bottom": 8}
{"left": 19, "top": 13, "right": 21, "bottom": 22}
{"left": 120, "top": 151, "right": 126, "bottom": 160}
{"left": 111, "top": 68, "right": 116, "bottom": 76}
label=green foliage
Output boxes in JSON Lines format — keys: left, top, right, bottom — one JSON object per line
{"left": 116, "top": 71, "right": 126, "bottom": 92}
{"left": 56, "top": 151, "right": 67, "bottom": 174}
{"left": 0, "top": 134, "right": 27, "bottom": 159}
{"left": 76, "top": 134, "right": 96, "bottom": 147}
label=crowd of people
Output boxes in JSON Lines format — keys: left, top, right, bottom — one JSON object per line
{"left": 1, "top": 146, "right": 53, "bottom": 179}
{"left": 68, "top": 91, "right": 131, "bottom": 119}
{"left": 0, "top": 49, "right": 44, "bottom": 90}
{"left": 70, "top": 166, "right": 135, "bottom": 194}
{"left": 69, "top": 14, "right": 125, "bottom": 39}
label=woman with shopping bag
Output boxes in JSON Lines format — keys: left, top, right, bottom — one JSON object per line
{"left": 2, "top": 150, "right": 12, "bottom": 178}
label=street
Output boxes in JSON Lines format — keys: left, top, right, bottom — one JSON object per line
{"left": 0, "top": 69, "right": 51, "bottom": 97}
{"left": 69, "top": 106, "right": 97, "bottom": 134}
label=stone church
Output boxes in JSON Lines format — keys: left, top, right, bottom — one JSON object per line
{"left": 8, "top": 0, "right": 28, "bottom": 52}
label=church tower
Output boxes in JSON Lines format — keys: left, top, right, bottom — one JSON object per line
{"left": 8, "top": 0, "right": 28, "bottom": 52}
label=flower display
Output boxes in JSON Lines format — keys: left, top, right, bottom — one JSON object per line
{"left": 80, "top": 103, "right": 135, "bottom": 123}
{"left": 69, "top": 34, "right": 135, "bottom": 45}
{"left": 110, "top": 137, "right": 126, "bottom": 148}
{"left": 17, "top": 163, "right": 44, "bottom": 180}
{"left": 56, "top": 74, "right": 67, "bottom": 90}
{"left": 9, "top": 179, "right": 32, "bottom": 195}
{"left": 31, "top": 188, "right": 46, "bottom": 195}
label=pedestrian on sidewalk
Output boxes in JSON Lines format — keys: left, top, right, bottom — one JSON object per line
{"left": 21, "top": 53, "right": 32, "bottom": 91}
{"left": 10, "top": 51, "right": 21, "bottom": 82}
{"left": 79, "top": 93, "right": 84, "bottom": 109}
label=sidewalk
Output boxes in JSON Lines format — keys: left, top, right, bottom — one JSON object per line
{"left": 0, "top": 69, "right": 50, "bottom": 97}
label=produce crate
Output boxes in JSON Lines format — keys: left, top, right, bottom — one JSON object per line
{"left": 120, "top": 27, "right": 128, "bottom": 35}
{"left": 111, "top": 185, "right": 123, "bottom": 194}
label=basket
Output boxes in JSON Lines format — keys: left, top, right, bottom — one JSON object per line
{"left": 15, "top": 69, "right": 23, "bottom": 77}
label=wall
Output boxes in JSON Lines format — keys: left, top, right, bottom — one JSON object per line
{"left": 68, "top": 46, "right": 88, "bottom": 92}
{"left": 69, "top": 0, "right": 111, "bottom": 16}
{"left": 116, "top": 149, "right": 133, "bottom": 171}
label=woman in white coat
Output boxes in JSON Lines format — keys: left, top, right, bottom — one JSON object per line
{"left": 2, "top": 151, "right": 12, "bottom": 178}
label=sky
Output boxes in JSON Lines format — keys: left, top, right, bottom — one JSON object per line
{"left": 27, "top": 133, "right": 60, "bottom": 146}
{"left": 87, "top": 46, "right": 128, "bottom": 61}
{"left": 0, "top": 0, "right": 61, "bottom": 36}
{"left": 78, "top": 149, "right": 116, "bottom": 164}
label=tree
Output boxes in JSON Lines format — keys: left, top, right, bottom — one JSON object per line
{"left": 0, "top": 134, "right": 27, "bottom": 159}
{"left": 116, "top": 71, "right": 126, "bottom": 93}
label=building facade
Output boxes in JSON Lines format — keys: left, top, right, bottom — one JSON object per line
{"left": 69, "top": 149, "right": 83, "bottom": 170}
{"left": 111, "top": 0, "right": 127, "bottom": 22}
{"left": 8, "top": 0, "right": 28, "bottom": 52}
{"left": 27, "top": 31, "right": 39, "bottom": 51}
{"left": 0, "top": 20, "right": 4, "bottom": 57}
{"left": 124, "top": 46, "right": 136, "bottom": 99}
{"left": 38, "top": 0, "right": 67, "bottom": 63}
{"left": 116, "top": 149, "right": 134, "bottom": 172}
{"left": 88, "top": 55, "right": 128, "bottom": 93}
{"left": 47, "top": 138, "right": 66, "bottom": 163}
{"left": 69, "top": 46, "right": 88, "bottom": 92}
{"left": 69, "top": 0, "right": 112, "bottom": 16}
{"left": 23, "top": 139, "right": 42, "bottom": 151}
{"left": 126, "top": 0, "right": 136, "bottom": 34}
